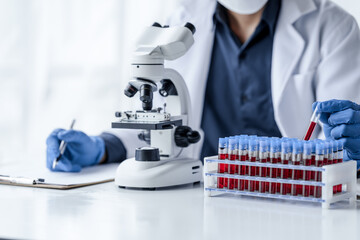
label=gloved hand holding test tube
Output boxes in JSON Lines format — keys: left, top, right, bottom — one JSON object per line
{"left": 312, "top": 100, "right": 360, "bottom": 170}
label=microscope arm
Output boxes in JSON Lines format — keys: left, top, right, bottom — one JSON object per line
{"left": 163, "top": 68, "right": 192, "bottom": 126}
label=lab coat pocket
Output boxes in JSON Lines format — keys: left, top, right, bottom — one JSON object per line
{"left": 291, "top": 70, "right": 316, "bottom": 102}
{"left": 290, "top": 70, "right": 316, "bottom": 122}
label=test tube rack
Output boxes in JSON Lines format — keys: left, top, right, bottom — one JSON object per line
{"left": 204, "top": 156, "right": 357, "bottom": 208}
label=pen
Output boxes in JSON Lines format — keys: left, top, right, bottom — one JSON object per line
{"left": 0, "top": 175, "right": 45, "bottom": 185}
{"left": 52, "top": 119, "right": 76, "bottom": 169}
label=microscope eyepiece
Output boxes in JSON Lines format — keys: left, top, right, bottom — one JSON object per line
{"left": 184, "top": 22, "right": 196, "bottom": 35}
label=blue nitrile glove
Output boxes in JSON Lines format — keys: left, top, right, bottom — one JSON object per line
{"left": 46, "top": 129, "right": 105, "bottom": 172}
{"left": 313, "top": 100, "right": 360, "bottom": 169}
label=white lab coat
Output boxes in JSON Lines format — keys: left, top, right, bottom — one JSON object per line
{"left": 110, "top": 0, "right": 360, "bottom": 160}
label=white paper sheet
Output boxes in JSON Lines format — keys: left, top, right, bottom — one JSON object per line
{"left": 0, "top": 163, "right": 118, "bottom": 185}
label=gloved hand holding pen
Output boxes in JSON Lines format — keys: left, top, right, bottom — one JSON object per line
{"left": 313, "top": 99, "right": 360, "bottom": 169}
{"left": 46, "top": 129, "right": 106, "bottom": 172}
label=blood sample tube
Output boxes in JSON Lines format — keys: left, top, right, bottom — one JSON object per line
{"left": 238, "top": 138, "right": 249, "bottom": 191}
{"left": 281, "top": 141, "right": 291, "bottom": 195}
{"left": 314, "top": 143, "right": 324, "bottom": 198}
{"left": 330, "top": 140, "right": 338, "bottom": 194}
{"left": 303, "top": 142, "right": 312, "bottom": 197}
{"left": 310, "top": 141, "right": 317, "bottom": 196}
{"left": 269, "top": 141, "right": 279, "bottom": 194}
{"left": 303, "top": 105, "right": 320, "bottom": 140}
{"left": 291, "top": 142, "right": 303, "bottom": 196}
{"left": 259, "top": 140, "right": 269, "bottom": 193}
{"left": 228, "top": 137, "right": 237, "bottom": 190}
{"left": 325, "top": 140, "right": 336, "bottom": 195}
{"left": 336, "top": 141, "right": 344, "bottom": 193}
{"left": 217, "top": 138, "right": 227, "bottom": 189}
{"left": 248, "top": 139, "right": 259, "bottom": 192}
{"left": 275, "top": 140, "right": 282, "bottom": 193}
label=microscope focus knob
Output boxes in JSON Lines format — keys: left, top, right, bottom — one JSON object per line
{"left": 174, "top": 126, "right": 201, "bottom": 148}
{"left": 184, "top": 22, "right": 196, "bottom": 35}
{"left": 135, "top": 147, "right": 160, "bottom": 162}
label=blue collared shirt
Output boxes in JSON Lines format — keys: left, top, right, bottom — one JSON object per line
{"left": 200, "top": 0, "right": 282, "bottom": 160}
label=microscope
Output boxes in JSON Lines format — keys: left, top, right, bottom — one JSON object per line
{"left": 112, "top": 22, "right": 203, "bottom": 189}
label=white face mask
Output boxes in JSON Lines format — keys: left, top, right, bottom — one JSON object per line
{"left": 218, "top": 0, "right": 268, "bottom": 15}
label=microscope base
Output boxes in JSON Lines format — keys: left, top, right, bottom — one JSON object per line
{"left": 114, "top": 158, "right": 203, "bottom": 189}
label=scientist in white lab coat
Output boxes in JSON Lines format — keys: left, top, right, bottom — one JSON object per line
{"left": 46, "top": 0, "right": 360, "bottom": 173}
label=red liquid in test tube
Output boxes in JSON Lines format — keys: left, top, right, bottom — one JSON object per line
{"left": 217, "top": 138, "right": 228, "bottom": 189}
{"left": 281, "top": 142, "right": 291, "bottom": 195}
{"left": 229, "top": 153, "right": 236, "bottom": 190}
{"left": 248, "top": 140, "right": 258, "bottom": 192}
{"left": 336, "top": 142, "right": 343, "bottom": 193}
{"left": 315, "top": 143, "right": 324, "bottom": 198}
{"left": 303, "top": 105, "right": 320, "bottom": 141}
{"left": 259, "top": 141, "right": 269, "bottom": 193}
{"left": 304, "top": 157, "right": 312, "bottom": 197}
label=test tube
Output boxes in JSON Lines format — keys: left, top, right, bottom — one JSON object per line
{"left": 303, "top": 141, "right": 313, "bottom": 197}
{"left": 259, "top": 140, "right": 269, "bottom": 193}
{"left": 281, "top": 141, "right": 291, "bottom": 195}
{"left": 335, "top": 141, "right": 344, "bottom": 193}
{"left": 291, "top": 142, "right": 303, "bottom": 196}
{"left": 228, "top": 137, "right": 237, "bottom": 190}
{"left": 310, "top": 141, "right": 316, "bottom": 196}
{"left": 303, "top": 105, "right": 320, "bottom": 140}
{"left": 331, "top": 140, "right": 338, "bottom": 194}
{"left": 269, "top": 140, "right": 280, "bottom": 194}
{"left": 217, "top": 138, "right": 227, "bottom": 189}
{"left": 238, "top": 138, "right": 248, "bottom": 191}
{"left": 314, "top": 143, "right": 324, "bottom": 198}
{"left": 248, "top": 139, "right": 259, "bottom": 192}
{"left": 326, "top": 140, "right": 336, "bottom": 195}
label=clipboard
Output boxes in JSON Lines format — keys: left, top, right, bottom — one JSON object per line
{"left": 0, "top": 163, "right": 118, "bottom": 190}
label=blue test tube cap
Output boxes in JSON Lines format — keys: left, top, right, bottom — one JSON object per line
{"left": 239, "top": 138, "right": 248, "bottom": 150}
{"left": 249, "top": 139, "right": 258, "bottom": 151}
{"left": 330, "top": 140, "right": 337, "bottom": 152}
{"left": 281, "top": 141, "right": 292, "bottom": 153}
{"left": 310, "top": 141, "right": 316, "bottom": 154}
{"left": 293, "top": 142, "right": 303, "bottom": 154}
{"left": 324, "top": 141, "right": 330, "bottom": 155}
{"left": 303, "top": 141, "right": 312, "bottom": 155}
{"left": 316, "top": 143, "right": 324, "bottom": 155}
{"left": 270, "top": 140, "right": 280, "bottom": 152}
{"left": 336, "top": 140, "right": 343, "bottom": 151}
{"left": 229, "top": 137, "right": 237, "bottom": 150}
{"left": 219, "top": 138, "right": 227, "bottom": 148}
{"left": 260, "top": 140, "right": 269, "bottom": 152}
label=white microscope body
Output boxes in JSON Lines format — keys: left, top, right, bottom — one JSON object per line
{"left": 112, "top": 22, "right": 203, "bottom": 189}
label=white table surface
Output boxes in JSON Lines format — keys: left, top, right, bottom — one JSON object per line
{"left": 0, "top": 181, "right": 359, "bottom": 240}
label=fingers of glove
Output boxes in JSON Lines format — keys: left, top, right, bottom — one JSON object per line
{"left": 330, "top": 124, "right": 360, "bottom": 139}
{"left": 58, "top": 130, "right": 89, "bottom": 144}
{"left": 339, "top": 138, "right": 360, "bottom": 159}
{"left": 46, "top": 147, "right": 59, "bottom": 170}
{"left": 52, "top": 158, "right": 82, "bottom": 172}
{"left": 46, "top": 128, "right": 65, "bottom": 149}
{"left": 328, "top": 108, "right": 360, "bottom": 125}
{"left": 322, "top": 124, "right": 333, "bottom": 139}
{"left": 316, "top": 99, "right": 360, "bottom": 113}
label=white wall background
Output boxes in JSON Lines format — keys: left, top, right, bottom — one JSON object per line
{"left": 0, "top": 0, "right": 359, "bottom": 165}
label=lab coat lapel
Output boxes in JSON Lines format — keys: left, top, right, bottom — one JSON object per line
{"left": 272, "top": 0, "right": 316, "bottom": 137}
{"left": 165, "top": 0, "right": 216, "bottom": 130}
